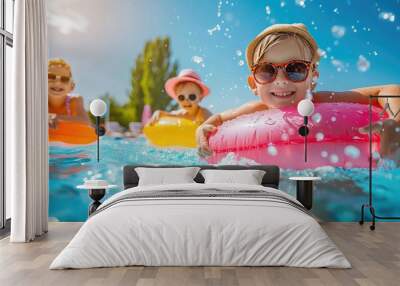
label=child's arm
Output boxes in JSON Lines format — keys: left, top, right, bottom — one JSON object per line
{"left": 196, "top": 101, "right": 267, "bottom": 157}
{"left": 315, "top": 84, "right": 400, "bottom": 162}
{"left": 55, "top": 97, "right": 90, "bottom": 124}
{"left": 148, "top": 110, "right": 171, "bottom": 125}
{"left": 314, "top": 84, "right": 400, "bottom": 121}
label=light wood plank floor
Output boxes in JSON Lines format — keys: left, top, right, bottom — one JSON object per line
{"left": 0, "top": 222, "right": 399, "bottom": 286}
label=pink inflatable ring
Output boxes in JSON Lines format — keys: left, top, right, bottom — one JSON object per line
{"left": 207, "top": 103, "right": 386, "bottom": 169}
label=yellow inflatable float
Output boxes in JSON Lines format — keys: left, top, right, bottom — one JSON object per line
{"left": 143, "top": 116, "right": 199, "bottom": 148}
{"left": 49, "top": 121, "right": 97, "bottom": 145}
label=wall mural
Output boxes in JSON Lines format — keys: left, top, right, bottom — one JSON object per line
{"left": 48, "top": 0, "right": 400, "bottom": 222}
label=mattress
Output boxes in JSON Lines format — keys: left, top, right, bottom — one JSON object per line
{"left": 50, "top": 183, "right": 350, "bottom": 269}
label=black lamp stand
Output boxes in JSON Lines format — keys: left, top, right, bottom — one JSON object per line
{"left": 298, "top": 116, "right": 310, "bottom": 162}
{"left": 95, "top": 116, "right": 106, "bottom": 162}
{"left": 359, "top": 95, "right": 400, "bottom": 230}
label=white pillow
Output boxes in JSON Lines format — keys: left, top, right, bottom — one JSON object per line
{"left": 200, "top": 169, "right": 266, "bottom": 185}
{"left": 135, "top": 167, "right": 200, "bottom": 186}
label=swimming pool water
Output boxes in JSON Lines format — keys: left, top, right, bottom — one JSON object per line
{"left": 49, "top": 136, "right": 400, "bottom": 222}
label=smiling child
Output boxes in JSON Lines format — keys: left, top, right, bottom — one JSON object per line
{"left": 48, "top": 58, "right": 90, "bottom": 129}
{"left": 196, "top": 23, "right": 400, "bottom": 160}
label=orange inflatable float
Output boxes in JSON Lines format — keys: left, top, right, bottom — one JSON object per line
{"left": 49, "top": 121, "right": 97, "bottom": 145}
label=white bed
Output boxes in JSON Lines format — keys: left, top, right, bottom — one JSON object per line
{"left": 50, "top": 173, "right": 350, "bottom": 269}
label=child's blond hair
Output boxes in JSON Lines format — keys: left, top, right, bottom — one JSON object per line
{"left": 246, "top": 24, "right": 320, "bottom": 69}
{"left": 48, "top": 58, "right": 73, "bottom": 77}
{"left": 253, "top": 32, "right": 315, "bottom": 66}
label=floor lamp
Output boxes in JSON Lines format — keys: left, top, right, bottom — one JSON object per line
{"left": 89, "top": 99, "right": 107, "bottom": 162}
{"left": 359, "top": 95, "right": 400, "bottom": 230}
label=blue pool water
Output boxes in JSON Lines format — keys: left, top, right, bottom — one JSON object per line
{"left": 49, "top": 136, "right": 400, "bottom": 222}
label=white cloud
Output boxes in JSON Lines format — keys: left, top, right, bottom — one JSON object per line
{"left": 48, "top": 2, "right": 88, "bottom": 35}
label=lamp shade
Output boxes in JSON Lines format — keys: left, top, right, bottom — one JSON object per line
{"left": 90, "top": 99, "right": 107, "bottom": 117}
{"left": 297, "top": 99, "right": 315, "bottom": 117}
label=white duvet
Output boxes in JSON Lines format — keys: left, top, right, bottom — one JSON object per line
{"left": 50, "top": 183, "right": 351, "bottom": 269}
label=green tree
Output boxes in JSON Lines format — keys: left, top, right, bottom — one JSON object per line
{"left": 129, "top": 37, "right": 179, "bottom": 122}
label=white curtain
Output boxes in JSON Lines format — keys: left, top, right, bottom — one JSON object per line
{"left": 7, "top": 0, "right": 49, "bottom": 242}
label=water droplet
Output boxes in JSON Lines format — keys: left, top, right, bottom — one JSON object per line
{"left": 295, "top": 0, "right": 306, "bottom": 8}
{"left": 265, "top": 5, "right": 271, "bottom": 15}
{"left": 312, "top": 113, "right": 322, "bottom": 123}
{"left": 331, "top": 59, "right": 345, "bottom": 72}
{"left": 207, "top": 24, "right": 221, "bottom": 36}
{"left": 267, "top": 144, "right": 278, "bottom": 156}
{"left": 357, "top": 55, "right": 370, "bottom": 72}
{"left": 321, "top": 151, "right": 328, "bottom": 158}
{"left": 317, "top": 48, "right": 327, "bottom": 59}
{"left": 379, "top": 11, "right": 395, "bottom": 22}
{"left": 192, "top": 55, "right": 204, "bottom": 64}
{"left": 236, "top": 50, "right": 242, "bottom": 57}
{"left": 281, "top": 133, "right": 289, "bottom": 141}
{"left": 331, "top": 25, "right": 346, "bottom": 38}
{"left": 344, "top": 145, "right": 360, "bottom": 158}
{"left": 238, "top": 60, "right": 244, "bottom": 66}
{"left": 333, "top": 8, "right": 339, "bottom": 14}
{"left": 316, "top": 132, "right": 324, "bottom": 141}
{"left": 331, "top": 116, "right": 337, "bottom": 122}
{"left": 372, "top": 151, "right": 380, "bottom": 160}
{"left": 330, "top": 154, "right": 339, "bottom": 163}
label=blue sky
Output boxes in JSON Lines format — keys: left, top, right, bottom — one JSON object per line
{"left": 48, "top": 0, "right": 400, "bottom": 113}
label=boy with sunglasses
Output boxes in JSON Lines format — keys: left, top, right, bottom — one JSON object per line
{"left": 48, "top": 58, "right": 90, "bottom": 129}
{"left": 197, "top": 23, "right": 400, "bottom": 161}
{"left": 148, "top": 69, "right": 212, "bottom": 125}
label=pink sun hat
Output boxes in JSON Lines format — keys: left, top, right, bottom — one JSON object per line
{"left": 165, "top": 69, "right": 210, "bottom": 99}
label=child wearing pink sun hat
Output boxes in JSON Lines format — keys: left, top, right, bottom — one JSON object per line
{"left": 149, "top": 69, "right": 212, "bottom": 125}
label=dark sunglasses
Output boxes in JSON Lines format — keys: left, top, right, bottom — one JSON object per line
{"left": 48, "top": 73, "right": 71, "bottom": 83}
{"left": 252, "top": 60, "right": 314, "bottom": 84}
{"left": 177, "top": 94, "right": 198, "bottom": 102}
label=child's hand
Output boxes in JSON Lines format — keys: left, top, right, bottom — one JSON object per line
{"left": 196, "top": 124, "right": 217, "bottom": 157}
{"left": 48, "top": 113, "right": 58, "bottom": 129}
{"left": 148, "top": 110, "right": 162, "bottom": 125}
{"left": 359, "top": 119, "right": 400, "bottom": 163}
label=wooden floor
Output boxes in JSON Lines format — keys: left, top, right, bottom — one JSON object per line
{"left": 0, "top": 222, "right": 399, "bottom": 286}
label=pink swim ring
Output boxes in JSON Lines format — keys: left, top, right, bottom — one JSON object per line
{"left": 207, "top": 102, "right": 387, "bottom": 169}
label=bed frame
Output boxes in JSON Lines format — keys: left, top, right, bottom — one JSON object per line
{"left": 123, "top": 165, "right": 280, "bottom": 189}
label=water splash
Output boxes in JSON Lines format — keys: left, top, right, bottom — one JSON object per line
{"left": 357, "top": 55, "right": 370, "bottom": 72}
{"left": 312, "top": 113, "right": 322, "bottom": 123}
{"left": 208, "top": 24, "right": 221, "bottom": 36}
{"left": 379, "top": 12, "right": 395, "bottom": 22}
{"left": 267, "top": 144, "right": 278, "bottom": 156}
{"left": 218, "top": 152, "right": 258, "bottom": 165}
{"left": 265, "top": 5, "right": 271, "bottom": 15}
{"left": 317, "top": 48, "right": 327, "bottom": 59}
{"left": 344, "top": 145, "right": 361, "bottom": 159}
{"left": 295, "top": 0, "right": 306, "bottom": 8}
{"left": 316, "top": 132, "right": 324, "bottom": 141}
{"left": 331, "top": 25, "right": 346, "bottom": 38}
{"left": 330, "top": 154, "right": 339, "bottom": 163}
{"left": 331, "top": 59, "right": 345, "bottom": 72}
{"left": 192, "top": 56, "right": 205, "bottom": 68}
